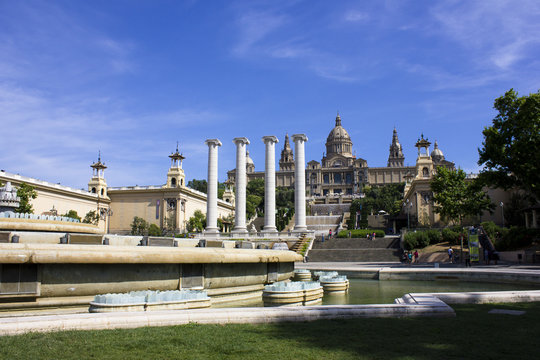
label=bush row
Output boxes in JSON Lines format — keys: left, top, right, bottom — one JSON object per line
{"left": 337, "top": 229, "right": 385, "bottom": 238}
{"left": 403, "top": 227, "right": 466, "bottom": 250}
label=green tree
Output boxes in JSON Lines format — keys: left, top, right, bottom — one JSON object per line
{"left": 187, "top": 179, "right": 226, "bottom": 199}
{"left": 246, "top": 178, "right": 265, "bottom": 218}
{"left": 347, "top": 183, "right": 405, "bottom": 229}
{"left": 62, "top": 210, "right": 81, "bottom": 221}
{"left": 15, "top": 183, "right": 37, "bottom": 214}
{"left": 431, "top": 167, "right": 494, "bottom": 225}
{"left": 130, "top": 216, "right": 149, "bottom": 235}
{"left": 187, "top": 210, "right": 206, "bottom": 232}
{"left": 83, "top": 210, "right": 100, "bottom": 225}
{"left": 478, "top": 89, "right": 540, "bottom": 200}
{"left": 148, "top": 223, "right": 162, "bottom": 236}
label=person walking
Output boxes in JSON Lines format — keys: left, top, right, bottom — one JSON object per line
{"left": 448, "top": 247, "right": 454, "bottom": 264}
{"left": 414, "top": 250, "right": 419, "bottom": 263}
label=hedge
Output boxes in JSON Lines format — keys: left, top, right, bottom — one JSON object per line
{"left": 337, "top": 229, "right": 385, "bottom": 238}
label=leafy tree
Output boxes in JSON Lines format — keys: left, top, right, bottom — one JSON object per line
{"left": 187, "top": 179, "right": 207, "bottom": 193}
{"left": 83, "top": 210, "right": 100, "bottom": 225}
{"left": 478, "top": 89, "right": 540, "bottom": 200}
{"left": 15, "top": 183, "right": 37, "bottom": 213}
{"left": 431, "top": 167, "right": 494, "bottom": 225}
{"left": 347, "top": 183, "right": 405, "bottom": 229}
{"left": 62, "top": 210, "right": 81, "bottom": 221}
{"left": 187, "top": 210, "right": 206, "bottom": 232}
{"left": 130, "top": 216, "right": 149, "bottom": 235}
{"left": 246, "top": 178, "right": 265, "bottom": 218}
{"left": 148, "top": 223, "right": 162, "bottom": 236}
{"left": 187, "top": 179, "right": 226, "bottom": 199}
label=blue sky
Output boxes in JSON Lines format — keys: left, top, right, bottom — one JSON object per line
{"left": 1, "top": 0, "right": 539, "bottom": 189}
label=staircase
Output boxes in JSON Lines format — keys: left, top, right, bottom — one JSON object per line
{"left": 308, "top": 236, "right": 401, "bottom": 262}
{"left": 290, "top": 233, "right": 310, "bottom": 254}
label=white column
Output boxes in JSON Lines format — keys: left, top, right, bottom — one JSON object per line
{"left": 262, "top": 135, "right": 279, "bottom": 235}
{"left": 292, "top": 134, "right": 308, "bottom": 232}
{"left": 232, "top": 137, "right": 250, "bottom": 235}
{"left": 204, "top": 139, "right": 222, "bottom": 234}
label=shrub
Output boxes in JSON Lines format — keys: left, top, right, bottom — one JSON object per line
{"left": 441, "top": 228, "right": 463, "bottom": 245}
{"left": 426, "top": 229, "right": 442, "bottom": 244}
{"left": 337, "top": 229, "right": 385, "bottom": 238}
{"left": 495, "top": 227, "right": 539, "bottom": 251}
{"left": 148, "top": 223, "right": 162, "bottom": 236}
{"left": 480, "top": 221, "right": 501, "bottom": 239}
{"left": 403, "top": 232, "right": 418, "bottom": 250}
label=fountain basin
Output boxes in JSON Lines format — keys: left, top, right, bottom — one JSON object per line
{"left": 263, "top": 281, "right": 323, "bottom": 307}
{"left": 293, "top": 269, "right": 312, "bottom": 282}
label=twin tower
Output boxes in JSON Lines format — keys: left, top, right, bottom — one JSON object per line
{"left": 204, "top": 134, "right": 309, "bottom": 237}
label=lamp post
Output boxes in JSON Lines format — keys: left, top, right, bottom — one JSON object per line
{"left": 100, "top": 208, "right": 113, "bottom": 234}
{"left": 403, "top": 199, "right": 412, "bottom": 230}
{"left": 500, "top": 202, "right": 504, "bottom": 228}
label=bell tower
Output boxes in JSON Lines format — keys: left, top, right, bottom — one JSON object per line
{"left": 387, "top": 127, "right": 405, "bottom": 167}
{"left": 166, "top": 142, "right": 186, "bottom": 188}
{"left": 88, "top": 151, "right": 108, "bottom": 198}
{"left": 279, "top": 134, "right": 295, "bottom": 171}
{"left": 414, "top": 134, "right": 434, "bottom": 179}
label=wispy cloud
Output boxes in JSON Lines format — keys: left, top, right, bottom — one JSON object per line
{"left": 343, "top": 10, "right": 368, "bottom": 23}
{"left": 430, "top": 0, "right": 540, "bottom": 70}
{"left": 232, "top": 10, "right": 288, "bottom": 56}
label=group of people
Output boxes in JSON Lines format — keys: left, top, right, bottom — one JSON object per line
{"left": 366, "top": 232, "right": 377, "bottom": 241}
{"left": 401, "top": 250, "right": 419, "bottom": 264}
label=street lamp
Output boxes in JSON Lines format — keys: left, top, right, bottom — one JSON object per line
{"left": 403, "top": 199, "right": 412, "bottom": 230}
{"left": 100, "top": 208, "right": 113, "bottom": 234}
{"left": 500, "top": 202, "right": 504, "bottom": 228}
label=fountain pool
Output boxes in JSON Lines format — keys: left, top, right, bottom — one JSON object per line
{"left": 219, "top": 278, "right": 539, "bottom": 307}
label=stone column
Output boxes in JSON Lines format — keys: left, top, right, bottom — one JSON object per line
{"left": 292, "top": 134, "right": 308, "bottom": 232}
{"left": 204, "top": 139, "right": 222, "bottom": 234}
{"left": 232, "top": 137, "right": 250, "bottom": 235}
{"left": 262, "top": 135, "right": 279, "bottom": 235}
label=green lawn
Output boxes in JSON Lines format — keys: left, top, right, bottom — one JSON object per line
{"left": 1, "top": 302, "right": 539, "bottom": 359}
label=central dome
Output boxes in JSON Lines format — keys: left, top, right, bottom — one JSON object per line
{"left": 326, "top": 113, "right": 353, "bottom": 158}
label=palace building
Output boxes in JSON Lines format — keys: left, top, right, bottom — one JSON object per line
{"left": 227, "top": 113, "right": 448, "bottom": 208}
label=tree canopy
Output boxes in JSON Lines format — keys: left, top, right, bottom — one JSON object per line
{"left": 431, "top": 167, "right": 494, "bottom": 225}
{"left": 347, "top": 183, "right": 405, "bottom": 229}
{"left": 478, "top": 89, "right": 540, "bottom": 200}
{"left": 187, "top": 179, "right": 225, "bottom": 199}
{"left": 15, "top": 183, "right": 37, "bottom": 214}
{"left": 187, "top": 210, "right": 206, "bottom": 232}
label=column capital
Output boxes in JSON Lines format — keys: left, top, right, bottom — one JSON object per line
{"left": 205, "top": 139, "right": 222, "bottom": 147}
{"left": 233, "top": 137, "right": 250, "bottom": 145}
{"left": 262, "top": 135, "right": 279, "bottom": 144}
{"left": 292, "top": 134, "right": 308, "bottom": 142}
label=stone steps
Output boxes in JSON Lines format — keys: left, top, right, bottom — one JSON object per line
{"left": 308, "top": 248, "right": 400, "bottom": 262}
{"left": 313, "top": 237, "right": 400, "bottom": 250}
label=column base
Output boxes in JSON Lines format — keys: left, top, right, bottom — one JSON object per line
{"left": 292, "top": 227, "right": 308, "bottom": 233}
{"left": 231, "top": 228, "right": 249, "bottom": 237}
{"left": 261, "top": 228, "right": 278, "bottom": 237}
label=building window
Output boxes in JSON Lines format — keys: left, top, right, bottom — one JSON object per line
{"left": 334, "top": 173, "right": 342, "bottom": 184}
{"left": 171, "top": 178, "right": 177, "bottom": 187}
{"left": 323, "top": 189, "right": 329, "bottom": 196}
{"left": 422, "top": 167, "right": 429, "bottom": 178}
{"left": 323, "top": 174, "right": 329, "bottom": 184}
{"left": 91, "top": 187, "right": 96, "bottom": 193}
{"left": 346, "top": 188, "right": 353, "bottom": 195}
{"left": 334, "top": 189, "right": 342, "bottom": 194}
{"left": 101, "top": 188, "right": 104, "bottom": 196}
{"left": 346, "top": 173, "right": 352, "bottom": 184}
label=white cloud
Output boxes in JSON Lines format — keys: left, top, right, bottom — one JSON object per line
{"left": 430, "top": 0, "right": 540, "bottom": 70}
{"left": 344, "top": 10, "right": 368, "bottom": 23}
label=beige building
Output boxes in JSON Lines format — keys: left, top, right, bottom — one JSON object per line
{"left": 1, "top": 146, "right": 234, "bottom": 235}
{"left": 0, "top": 170, "right": 110, "bottom": 233}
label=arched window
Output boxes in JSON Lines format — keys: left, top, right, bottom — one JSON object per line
{"left": 171, "top": 178, "right": 177, "bottom": 187}
{"left": 101, "top": 188, "right": 104, "bottom": 196}
{"left": 422, "top": 167, "right": 429, "bottom": 178}
{"left": 91, "top": 187, "right": 96, "bottom": 193}
{"left": 180, "top": 179, "right": 183, "bottom": 186}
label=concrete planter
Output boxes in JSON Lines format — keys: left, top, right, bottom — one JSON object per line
{"left": 320, "top": 279, "right": 350, "bottom": 294}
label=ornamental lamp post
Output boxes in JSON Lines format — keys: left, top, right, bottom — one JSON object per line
{"left": 500, "top": 202, "right": 505, "bottom": 228}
